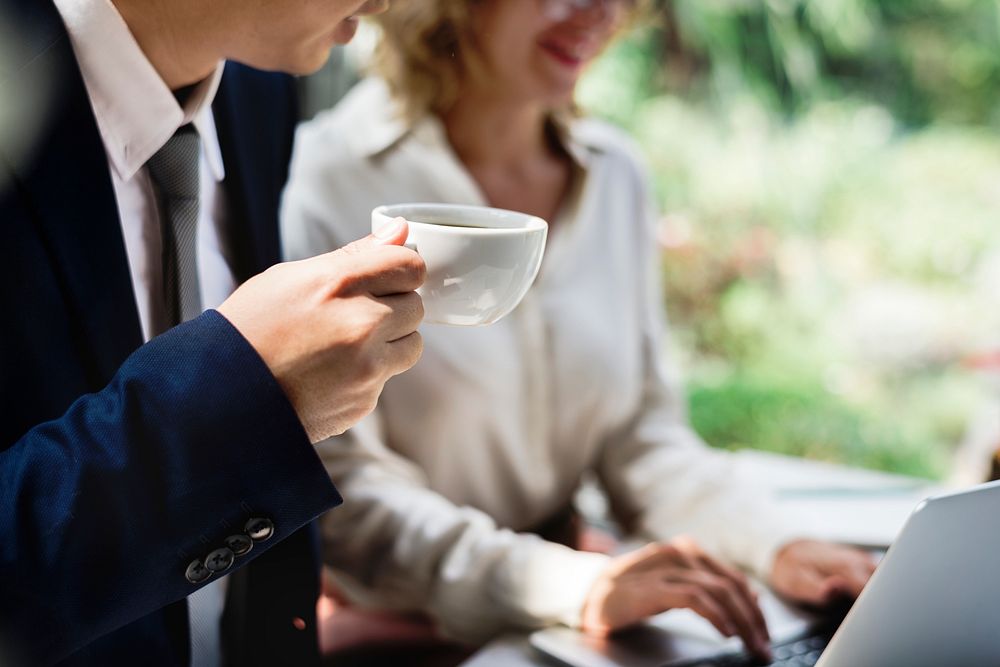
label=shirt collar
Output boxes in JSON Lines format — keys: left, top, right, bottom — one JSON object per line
{"left": 52, "top": 0, "right": 225, "bottom": 183}
{"left": 343, "top": 79, "right": 411, "bottom": 158}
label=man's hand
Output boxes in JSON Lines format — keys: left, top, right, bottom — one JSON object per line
{"left": 217, "top": 217, "right": 425, "bottom": 443}
{"left": 770, "top": 539, "right": 877, "bottom": 606}
{"left": 581, "top": 537, "right": 773, "bottom": 661}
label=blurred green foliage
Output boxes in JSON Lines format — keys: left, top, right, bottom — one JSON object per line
{"left": 578, "top": 0, "right": 1000, "bottom": 478}
{"left": 652, "top": 0, "right": 1000, "bottom": 128}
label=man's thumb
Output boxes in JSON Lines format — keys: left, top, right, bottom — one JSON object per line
{"left": 372, "top": 216, "right": 409, "bottom": 244}
{"left": 337, "top": 217, "right": 409, "bottom": 256}
{"left": 372, "top": 216, "right": 409, "bottom": 245}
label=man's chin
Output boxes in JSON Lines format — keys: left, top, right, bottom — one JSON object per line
{"left": 243, "top": 21, "right": 359, "bottom": 76}
{"left": 331, "top": 17, "right": 360, "bottom": 45}
{"left": 278, "top": 45, "right": 338, "bottom": 77}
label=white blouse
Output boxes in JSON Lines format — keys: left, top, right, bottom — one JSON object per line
{"left": 281, "top": 79, "right": 801, "bottom": 643}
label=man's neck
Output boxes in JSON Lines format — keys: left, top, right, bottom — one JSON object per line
{"left": 111, "top": 0, "right": 220, "bottom": 90}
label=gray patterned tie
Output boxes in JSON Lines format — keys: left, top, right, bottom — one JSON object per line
{"left": 147, "top": 124, "right": 202, "bottom": 331}
{"left": 149, "top": 127, "right": 222, "bottom": 663}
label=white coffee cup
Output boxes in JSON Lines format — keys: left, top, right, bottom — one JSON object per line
{"left": 371, "top": 203, "right": 548, "bottom": 326}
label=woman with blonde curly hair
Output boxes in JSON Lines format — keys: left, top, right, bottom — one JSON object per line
{"left": 282, "top": 0, "right": 875, "bottom": 661}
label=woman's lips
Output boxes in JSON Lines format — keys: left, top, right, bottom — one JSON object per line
{"left": 539, "top": 40, "right": 592, "bottom": 68}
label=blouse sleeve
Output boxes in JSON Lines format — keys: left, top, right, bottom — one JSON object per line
{"left": 314, "top": 416, "right": 610, "bottom": 643}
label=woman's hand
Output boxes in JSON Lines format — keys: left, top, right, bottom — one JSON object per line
{"left": 770, "top": 539, "right": 877, "bottom": 606}
{"left": 581, "top": 537, "right": 772, "bottom": 661}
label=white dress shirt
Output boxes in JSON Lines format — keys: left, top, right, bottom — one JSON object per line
{"left": 52, "top": 0, "right": 234, "bottom": 663}
{"left": 282, "top": 79, "right": 806, "bottom": 643}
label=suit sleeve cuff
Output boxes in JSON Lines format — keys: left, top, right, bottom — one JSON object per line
{"left": 146, "top": 310, "right": 343, "bottom": 561}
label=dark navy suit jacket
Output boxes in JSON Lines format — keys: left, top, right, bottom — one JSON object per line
{"left": 0, "top": 1, "right": 342, "bottom": 664}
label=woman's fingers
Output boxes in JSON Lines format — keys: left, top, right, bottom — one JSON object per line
{"left": 661, "top": 583, "right": 735, "bottom": 638}
{"left": 669, "top": 568, "right": 771, "bottom": 661}
{"left": 583, "top": 538, "right": 774, "bottom": 663}
{"left": 694, "top": 550, "right": 769, "bottom": 643}
{"left": 779, "top": 560, "right": 833, "bottom": 605}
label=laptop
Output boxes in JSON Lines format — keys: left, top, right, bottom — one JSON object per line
{"left": 530, "top": 480, "right": 1000, "bottom": 667}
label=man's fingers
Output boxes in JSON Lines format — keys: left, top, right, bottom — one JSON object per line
{"left": 321, "top": 216, "right": 423, "bottom": 296}
{"left": 374, "top": 292, "right": 424, "bottom": 343}
{"left": 319, "top": 243, "right": 425, "bottom": 297}
{"left": 367, "top": 248, "right": 425, "bottom": 296}
{"left": 383, "top": 331, "right": 423, "bottom": 376}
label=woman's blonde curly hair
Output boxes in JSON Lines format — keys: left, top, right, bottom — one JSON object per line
{"left": 371, "top": 0, "right": 479, "bottom": 121}
{"left": 370, "top": 0, "right": 649, "bottom": 122}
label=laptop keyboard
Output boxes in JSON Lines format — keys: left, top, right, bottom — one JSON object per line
{"left": 766, "top": 634, "right": 828, "bottom": 666}
{"left": 693, "top": 632, "right": 829, "bottom": 667}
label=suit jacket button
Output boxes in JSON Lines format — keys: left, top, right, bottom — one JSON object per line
{"left": 225, "top": 533, "right": 253, "bottom": 556}
{"left": 245, "top": 517, "right": 274, "bottom": 542}
{"left": 185, "top": 559, "right": 212, "bottom": 584}
{"left": 205, "top": 547, "right": 235, "bottom": 573}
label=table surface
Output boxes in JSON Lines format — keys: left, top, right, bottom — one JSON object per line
{"left": 459, "top": 449, "right": 945, "bottom": 666}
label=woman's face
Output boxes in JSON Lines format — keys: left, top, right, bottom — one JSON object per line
{"left": 470, "top": 0, "right": 626, "bottom": 107}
